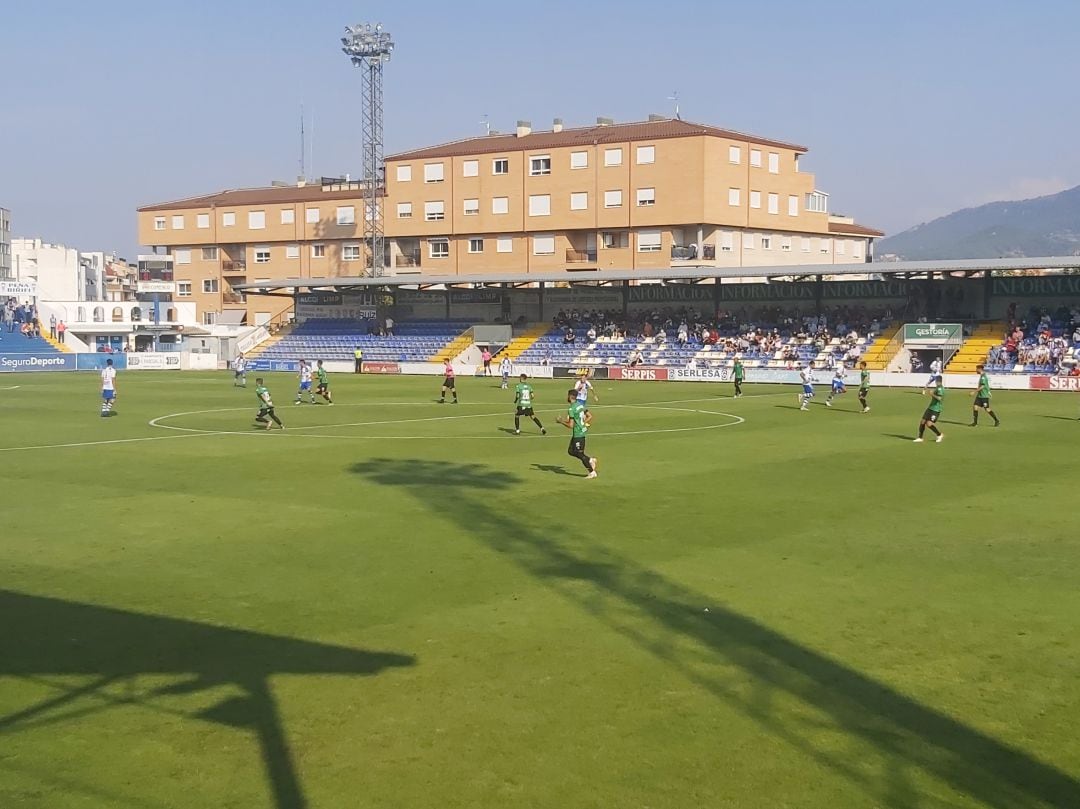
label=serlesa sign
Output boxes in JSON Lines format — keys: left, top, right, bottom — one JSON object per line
{"left": 903, "top": 323, "right": 961, "bottom": 344}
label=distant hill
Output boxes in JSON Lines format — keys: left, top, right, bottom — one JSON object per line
{"left": 877, "top": 185, "right": 1080, "bottom": 260}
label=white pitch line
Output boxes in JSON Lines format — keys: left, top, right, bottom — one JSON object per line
{"left": 0, "top": 432, "right": 229, "bottom": 453}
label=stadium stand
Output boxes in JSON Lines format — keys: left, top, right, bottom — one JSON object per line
{"left": 981, "top": 305, "right": 1080, "bottom": 375}
{"left": 0, "top": 301, "right": 63, "bottom": 355}
{"left": 253, "top": 319, "right": 472, "bottom": 363}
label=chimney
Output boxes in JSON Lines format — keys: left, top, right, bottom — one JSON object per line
{"left": 297, "top": 176, "right": 307, "bottom": 187}
{"left": 648, "top": 113, "right": 666, "bottom": 122}
{"left": 516, "top": 120, "right": 532, "bottom": 138}
{"left": 552, "top": 118, "right": 564, "bottom": 133}
{"left": 596, "top": 116, "right": 614, "bottom": 127}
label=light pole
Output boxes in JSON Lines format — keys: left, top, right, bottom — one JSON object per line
{"left": 341, "top": 22, "right": 394, "bottom": 278}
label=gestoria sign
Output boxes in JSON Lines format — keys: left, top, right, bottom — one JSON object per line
{"left": 903, "top": 323, "right": 962, "bottom": 345}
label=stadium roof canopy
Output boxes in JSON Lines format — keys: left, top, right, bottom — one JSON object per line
{"left": 233, "top": 256, "right": 1080, "bottom": 297}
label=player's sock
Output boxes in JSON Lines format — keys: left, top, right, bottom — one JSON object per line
{"left": 918, "top": 424, "right": 926, "bottom": 438}
{"left": 532, "top": 417, "right": 544, "bottom": 432}
{"left": 989, "top": 409, "right": 1000, "bottom": 426}
{"left": 972, "top": 410, "right": 979, "bottom": 425}
{"left": 514, "top": 416, "right": 520, "bottom": 432}
{"left": 928, "top": 424, "right": 941, "bottom": 437}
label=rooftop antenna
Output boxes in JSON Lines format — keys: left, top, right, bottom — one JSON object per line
{"left": 667, "top": 91, "right": 681, "bottom": 120}
{"left": 299, "top": 104, "right": 306, "bottom": 178}
{"left": 480, "top": 114, "right": 491, "bottom": 135}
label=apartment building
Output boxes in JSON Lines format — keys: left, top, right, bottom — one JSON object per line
{"left": 383, "top": 117, "right": 882, "bottom": 275}
{"left": 0, "top": 207, "right": 11, "bottom": 281}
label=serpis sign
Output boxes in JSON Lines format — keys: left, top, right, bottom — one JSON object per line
{"left": 1029, "top": 375, "right": 1080, "bottom": 391}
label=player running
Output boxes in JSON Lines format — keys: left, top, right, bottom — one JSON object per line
{"left": 733, "top": 358, "right": 745, "bottom": 398}
{"left": 857, "top": 361, "right": 871, "bottom": 413}
{"left": 233, "top": 352, "right": 247, "bottom": 388}
{"left": 513, "top": 373, "right": 547, "bottom": 435}
{"left": 557, "top": 388, "right": 598, "bottom": 479}
{"left": 254, "top": 378, "right": 285, "bottom": 430}
{"left": 499, "top": 355, "right": 513, "bottom": 389}
{"left": 574, "top": 371, "right": 599, "bottom": 406}
{"left": 825, "top": 365, "right": 847, "bottom": 407}
{"left": 315, "top": 360, "right": 333, "bottom": 405}
{"left": 798, "top": 364, "right": 815, "bottom": 411}
{"left": 438, "top": 360, "right": 458, "bottom": 404}
{"left": 970, "top": 364, "right": 1000, "bottom": 427}
{"left": 100, "top": 358, "right": 117, "bottom": 417}
{"left": 922, "top": 356, "right": 943, "bottom": 394}
{"left": 914, "top": 379, "right": 945, "bottom": 443}
{"left": 295, "top": 360, "right": 316, "bottom": 404}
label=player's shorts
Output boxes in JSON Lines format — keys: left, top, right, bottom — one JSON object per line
{"left": 832, "top": 381, "right": 846, "bottom": 392}
{"left": 102, "top": 389, "right": 115, "bottom": 401}
{"left": 859, "top": 387, "right": 870, "bottom": 395}
{"left": 568, "top": 437, "right": 587, "bottom": 456}
{"left": 802, "top": 384, "right": 814, "bottom": 395}
{"left": 317, "top": 383, "right": 329, "bottom": 393}
{"left": 234, "top": 370, "right": 244, "bottom": 378}
{"left": 928, "top": 375, "right": 943, "bottom": 384}
{"left": 299, "top": 381, "right": 312, "bottom": 391}
{"left": 516, "top": 406, "right": 534, "bottom": 417}
{"left": 483, "top": 360, "right": 491, "bottom": 368}
{"left": 922, "top": 409, "right": 939, "bottom": 423}
{"left": 443, "top": 376, "right": 456, "bottom": 389}
{"left": 974, "top": 396, "right": 990, "bottom": 408}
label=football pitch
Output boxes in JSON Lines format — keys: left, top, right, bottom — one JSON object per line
{"left": 1, "top": 371, "right": 1078, "bottom": 809}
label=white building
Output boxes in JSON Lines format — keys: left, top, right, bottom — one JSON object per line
{"left": 0, "top": 207, "right": 11, "bottom": 281}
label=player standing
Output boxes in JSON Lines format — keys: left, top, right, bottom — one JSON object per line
{"left": 315, "top": 360, "right": 333, "bottom": 405}
{"left": 254, "top": 377, "right": 285, "bottom": 430}
{"left": 914, "top": 380, "right": 945, "bottom": 442}
{"left": 857, "top": 361, "right": 871, "bottom": 413}
{"left": 513, "top": 373, "right": 547, "bottom": 435}
{"left": 574, "top": 371, "right": 599, "bottom": 406}
{"left": 233, "top": 352, "right": 247, "bottom": 388}
{"left": 557, "top": 388, "right": 598, "bottom": 479}
{"left": 825, "top": 365, "right": 847, "bottom": 407}
{"left": 970, "top": 364, "right": 1000, "bottom": 427}
{"left": 438, "top": 360, "right": 458, "bottom": 404}
{"left": 481, "top": 348, "right": 493, "bottom": 376}
{"left": 733, "top": 358, "right": 745, "bottom": 398}
{"left": 798, "top": 364, "right": 815, "bottom": 411}
{"left": 295, "top": 360, "right": 316, "bottom": 404}
{"left": 922, "top": 356, "right": 943, "bottom": 394}
{"left": 100, "top": 358, "right": 117, "bottom": 417}
{"left": 499, "top": 355, "right": 513, "bottom": 389}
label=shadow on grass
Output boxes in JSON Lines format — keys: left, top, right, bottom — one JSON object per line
{"left": 349, "top": 458, "right": 1080, "bottom": 809}
{"left": 1039, "top": 415, "right": 1077, "bottom": 422}
{"left": 530, "top": 463, "right": 576, "bottom": 477}
{"left": 882, "top": 433, "right": 913, "bottom": 441}
{"left": 0, "top": 590, "right": 415, "bottom": 808}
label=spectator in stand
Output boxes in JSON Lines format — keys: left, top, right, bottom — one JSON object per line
{"left": 677, "top": 322, "right": 688, "bottom": 344}
{"left": 57, "top": 320, "right": 66, "bottom": 344}
{"left": 627, "top": 349, "right": 644, "bottom": 367}
{"left": 384, "top": 316, "right": 394, "bottom": 337}
{"left": 563, "top": 327, "right": 576, "bottom": 345}
{"left": 586, "top": 326, "right": 597, "bottom": 343}
{"left": 49, "top": 314, "right": 57, "bottom": 340}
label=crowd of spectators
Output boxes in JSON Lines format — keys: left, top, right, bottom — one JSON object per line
{"left": 989, "top": 303, "right": 1080, "bottom": 373}
{"left": 2, "top": 299, "right": 40, "bottom": 339}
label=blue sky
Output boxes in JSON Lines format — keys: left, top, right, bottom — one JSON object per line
{"left": 3, "top": 0, "right": 1078, "bottom": 258}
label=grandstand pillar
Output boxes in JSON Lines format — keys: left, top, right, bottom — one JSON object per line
{"left": 621, "top": 281, "right": 629, "bottom": 321}
{"left": 815, "top": 275, "right": 824, "bottom": 315}
{"left": 713, "top": 278, "right": 721, "bottom": 314}
{"left": 983, "top": 270, "right": 992, "bottom": 318}
{"left": 444, "top": 289, "right": 451, "bottom": 320}
{"left": 537, "top": 282, "right": 545, "bottom": 322}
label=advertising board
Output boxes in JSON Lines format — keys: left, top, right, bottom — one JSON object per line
{"left": 0, "top": 353, "right": 76, "bottom": 372}
{"left": 126, "top": 353, "right": 181, "bottom": 370}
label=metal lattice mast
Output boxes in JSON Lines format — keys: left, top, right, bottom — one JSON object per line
{"left": 342, "top": 23, "right": 394, "bottom": 277}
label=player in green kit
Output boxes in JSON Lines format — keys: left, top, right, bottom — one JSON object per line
{"left": 254, "top": 378, "right": 285, "bottom": 430}
{"left": 914, "top": 380, "right": 944, "bottom": 443}
{"left": 733, "top": 358, "right": 745, "bottom": 398}
{"left": 557, "top": 388, "right": 597, "bottom": 478}
{"left": 858, "top": 361, "right": 871, "bottom": 413}
{"left": 513, "top": 373, "right": 546, "bottom": 435}
{"left": 315, "top": 360, "right": 334, "bottom": 405}
{"left": 970, "top": 364, "right": 1000, "bottom": 427}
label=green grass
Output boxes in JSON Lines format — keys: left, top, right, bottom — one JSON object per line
{"left": 1, "top": 371, "right": 1078, "bottom": 809}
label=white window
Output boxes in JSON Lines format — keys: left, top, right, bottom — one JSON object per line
{"left": 153, "top": 216, "right": 166, "bottom": 230}
{"left": 721, "top": 232, "right": 734, "bottom": 252}
{"left": 836, "top": 240, "right": 846, "bottom": 255}
{"left": 343, "top": 244, "right": 362, "bottom": 261}
{"left": 306, "top": 208, "right": 320, "bottom": 224}
{"left": 397, "top": 202, "right": 413, "bottom": 219}
{"left": 174, "top": 249, "right": 191, "bottom": 265}
{"left": 492, "top": 196, "right": 509, "bottom": 215}
{"left": 604, "top": 189, "right": 623, "bottom": 208}
{"left": 767, "top": 193, "right": 779, "bottom": 215}
{"left": 424, "top": 201, "right": 445, "bottom": 221}
{"left": 750, "top": 191, "right": 762, "bottom": 209}
{"left": 761, "top": 236, "right": 772, "bottom": 250}
{"left": 728, "top": 188, "right": 741, "bottom": 207}
{"left": 222, "top": 212, "right": 236, "bottom": 227}
{"left": 636, "top": 188, "right": 656, "bottom": 207}
{"left": 492, "top": 158, "right": 509, "bottom": 175}
{"left": 781, "top": 237, "right": 792, "bottom": 251}
{"left": 601, "top": 231, "right": 629, "bottom": 249}
{"left": 463, "top": 198, "right": 480, "bottom": 216}
{"left": 788, "top": 195, "right": 799, "bottom": 217}
{"left": 729, "top": 145, "right": 741, "bottom": 164}
{"left": 820, "top": 238, "right": 831, "bottom": 253}
{"left": 177, "top": 281, "right": 192, "bottom": 297}
{"left": 637, "top": 230, "right": 662, "bottom": 253}
{"left": 171, "top": 215, "right": 184, "bottom": 229}
{"left": 468, "top": 238, "right": 484, "bottom": 254}
{"left": 196, "top": 213, "right": 210, "bottom": 229}
{"left": 203, "top": 279, "right": 219, "bottom": 293}
{"left": 852, "top": 241, "right": 864, "bottom": 256}
{"left": 429, "top": 238, "right": 450, "bottom": 258}
{"left": 396, "top": 165, "right": 412, "bottom": 182}
{"left": 801, "top": 237, "right": 812, "bottom": 252}
{"left": 336, "top": 206, "right": 355, "bottom": 225}
{"left": 424, "top": 163, "right": 445, "bottom": 183}
{"left": 253, "top": 245, "right": 271, "bottom": 264}
{"left": 248, "top": 211, "right": 265, "bottom": 230}
{"left": 285, "top": 244, "right": 300, "bottom": 259}
{"left": 280, "top": 208, "right": 295, "bottom": 225}
{"left": 201, "top": 247, "right": 218, "bottom": 260}
{"left": 570, "top": 151, "right": 588, "bottom": 169}
{"left": 806, "top": 191, "right": 829, "bottom": 213}
{"left": 530, "top": 155, "right": 551, "bottom": 176}
{"left": 768, "top": 152, "right": 780, "bottom": 174}
{"left": 604, "top": 148, "right": 623, "bottom": 166}
{"left": 750, "top": 149, "right": 762, "bottom": 168}
{"left": 570, "top": 192, "right": 588, "bottom": 211}
{"left": 203, "top": 312, "right": 217, "bottom": 326}
{"left": 636, "top": 145, "right": 655, "bottom": 164}
{"left": 312, "top": 244, "right": 326, "bottom": 258}
{"left": 462, "top": 160, "right": 479, "bottom": 177}
{"left": 743, "top": 233, "right": 755, "bottom": 249}
{"left": 528, "top": 194, "right": 551, "bottom": 217}
{"left": 497, "top": 237, "right": 513, "bottom": 253}
{"left": 532, "top": 234, "right": 555, "bottom": 255}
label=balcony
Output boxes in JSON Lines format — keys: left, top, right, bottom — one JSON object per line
{"left": 222, "top": 260, "right": 247, "bottom": 273}
{"left": 396, "top": 252, "right": 421, "bottom": 268}
{"left": 566, "top": 249, "right": 597, "bottom": 263}
{"left": 222, "top": 292, "right": 246, "bottom": 305}
{"left": 671, "top": 245, "right": 716, "bottom": 262}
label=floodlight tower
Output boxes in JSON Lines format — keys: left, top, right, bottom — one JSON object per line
{"left": 342, "top": 22, "right": 394, "bottom": 277}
